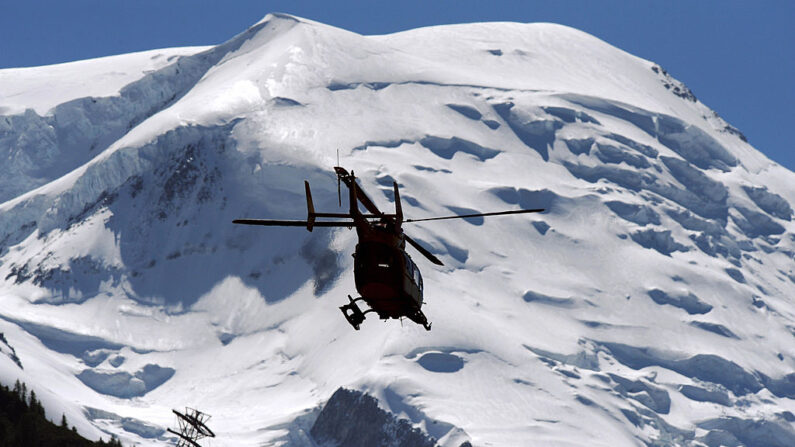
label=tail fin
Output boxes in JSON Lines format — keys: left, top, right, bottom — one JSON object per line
{"left": 393, "top": 181, "right": 403, "bottom": 231}
{"left": 305, "top": 181, "right": 316, "bottom": 232}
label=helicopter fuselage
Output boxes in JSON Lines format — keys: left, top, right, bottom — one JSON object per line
{"left": 352, "top": 223, "right": 426, "bottom": 327}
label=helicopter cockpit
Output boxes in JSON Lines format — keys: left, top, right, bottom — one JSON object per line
{"left": 403, "top": 252, "right": 423, "bottom": 293}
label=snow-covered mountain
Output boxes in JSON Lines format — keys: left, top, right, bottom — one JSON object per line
{"left": 1, "top": 13, "right": 793, "bottom": 446}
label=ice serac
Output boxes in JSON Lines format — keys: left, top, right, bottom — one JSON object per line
{"left": 0, "top": 12, "right": 794, "bottom": 447}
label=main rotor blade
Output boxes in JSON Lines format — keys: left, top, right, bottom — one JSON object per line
{"left": 233, "top": 219, "right": 354, "bottom": 227}
{"left": 405, "top": 235, "right": 444, "bottom": 266}
{"left": 404, "top": 208, "right": 545, "bottom": 223}
{"left": 351, "top": 180, "right": 382, "bottom": 216}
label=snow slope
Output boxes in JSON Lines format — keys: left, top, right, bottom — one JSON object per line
{"left": 0, "top": 13, "right": 793, "bottom": 447}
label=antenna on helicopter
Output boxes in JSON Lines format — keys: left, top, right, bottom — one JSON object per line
{"left": 336, "top": 149, "right": 342, "bottom": 207}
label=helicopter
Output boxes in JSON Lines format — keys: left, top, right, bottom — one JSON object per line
{"left": 233, "top": 166, "right": 543, "bottom": 331}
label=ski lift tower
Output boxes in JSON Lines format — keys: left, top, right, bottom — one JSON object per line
{"left": 167, "top": 408, "right": 215, "bottom": 447}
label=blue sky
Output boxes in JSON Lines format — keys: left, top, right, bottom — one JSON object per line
{"left": 2, "top": 0, "right": 793, "bottom": 170}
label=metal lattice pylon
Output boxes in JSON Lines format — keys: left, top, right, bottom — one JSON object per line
{"left": 167, "top": 408, "right": 215, "bottom": 447}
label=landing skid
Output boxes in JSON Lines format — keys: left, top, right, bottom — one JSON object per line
{"left": 412, "top": 309, "right": 432, "bottom": 331}
{"left": 340, "top": 295, "right": 432, "bottom": 331}
{"left": 339, "top": 295, "right": 373, "bottom": 330}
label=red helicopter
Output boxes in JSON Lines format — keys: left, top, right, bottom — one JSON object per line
{"left": 234, "top": 166, "right": 543, "bottom": 331}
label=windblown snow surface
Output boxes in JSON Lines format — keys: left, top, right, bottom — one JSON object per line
{"left": 1, "top": 13, "right": 794, "bottom": 447}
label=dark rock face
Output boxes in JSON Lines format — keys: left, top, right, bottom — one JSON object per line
{"left": 310, "top": 388, "right": 436, "bottom": 447}
{"left": 651, "top": 64, "right": 698, "bottom": 103}
{"left": 0, "top": 333, "right": 23, "bottom": 369}
{"left": 6, "top": 255, "right": 123, "bottom": 304}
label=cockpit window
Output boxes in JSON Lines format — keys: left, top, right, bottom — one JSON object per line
{"left": 404, "top": 253, "right": 422, "bottom": 290}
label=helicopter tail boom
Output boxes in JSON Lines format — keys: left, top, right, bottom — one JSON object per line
{"left": 335, "top": 166, "right": 383, "bottom": 217}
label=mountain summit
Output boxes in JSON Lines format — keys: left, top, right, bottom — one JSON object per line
{"left": 0, "top": 13, "right": 793, "bottom": 446}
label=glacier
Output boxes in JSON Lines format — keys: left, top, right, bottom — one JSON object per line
{"left": 0, "top": 12, "right": 793, "bottom": 446}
